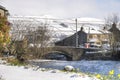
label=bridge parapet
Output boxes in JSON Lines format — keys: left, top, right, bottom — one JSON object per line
{"left": 43, "top": 46, "right": 84, "bottom": 60}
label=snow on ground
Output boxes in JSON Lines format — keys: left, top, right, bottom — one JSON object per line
{"left": 0, "top": 60, "right": 98, "bottom": 80}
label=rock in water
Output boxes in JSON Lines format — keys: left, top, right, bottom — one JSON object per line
{"left": 64, "top": 65, "right": 74, "bottom": 71}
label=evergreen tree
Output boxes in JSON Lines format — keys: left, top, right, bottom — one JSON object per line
{"left": 0, "top": 16, "right": 10, "bottom": 53}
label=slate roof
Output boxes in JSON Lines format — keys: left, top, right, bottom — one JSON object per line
{"left": 0, "top": 5, "right": 7, "bottom": 11}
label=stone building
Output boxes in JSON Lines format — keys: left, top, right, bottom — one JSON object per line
{"left": 0, "top": 5, "right": 9, "bottom": 17}
{"left": 55, "top": 27, "right": 111, "bottom": 47}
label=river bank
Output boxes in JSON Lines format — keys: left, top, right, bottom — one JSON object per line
{"left": 1, "top": 58, "right": 120, "bottom": 80}
{"left": 29, "top": 59, "right": 120, "bottom": 75}
{"left": 0, "top": 59, "right": 98, "bottom": 80}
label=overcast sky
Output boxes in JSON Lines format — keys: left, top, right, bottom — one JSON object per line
{"left": 1, "top": 0, "right": 120, "bottom": 19}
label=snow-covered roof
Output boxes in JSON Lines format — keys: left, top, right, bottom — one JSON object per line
{"left": 81, "top": 24, "right": 111, "bottom": 34}
{"left": 0, "top": 5, "right": 7, "bottom": 11}
{"left": 82, "top": 26, "right": 102, "bottom": 34}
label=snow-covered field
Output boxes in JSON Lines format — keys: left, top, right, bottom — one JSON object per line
{"left": 0, "top": 59, "right": 98, "bottom": 80}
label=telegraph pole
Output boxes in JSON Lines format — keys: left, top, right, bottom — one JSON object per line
{"left": 75, "top": 18, "right": 78, "bottom": 48}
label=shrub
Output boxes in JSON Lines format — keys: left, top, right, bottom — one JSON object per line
{"left": 7, "top": 58, "right": 26, "bottom": 66}
{"left": 96, "top": 70, "right": 120, "bottom": 80}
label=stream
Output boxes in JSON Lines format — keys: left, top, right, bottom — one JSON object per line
{"left": 29, "top": 60, "right": 120, "bottom": 75}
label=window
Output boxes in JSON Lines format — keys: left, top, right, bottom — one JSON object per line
{"left": 93, "top": 35, "right": 97, "bottom": 38}
{"left": 89, "top": 35, "right": 93, "bottom": 38}
{"left": 97, "top": 35, "right": 101, "bottom": 39}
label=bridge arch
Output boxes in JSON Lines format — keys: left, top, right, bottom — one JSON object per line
{"left": 44, "top": 51, "right": 72, "bottom": 61}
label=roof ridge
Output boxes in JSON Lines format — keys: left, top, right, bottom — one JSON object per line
{"left": 0, "top": 5, "right": 7, "bottom": 11}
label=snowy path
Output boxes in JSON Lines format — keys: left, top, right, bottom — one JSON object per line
{"left": 0, "top": 64, "right": 97, "bottom": 80}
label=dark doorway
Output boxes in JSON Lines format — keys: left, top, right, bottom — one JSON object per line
{"left": 44, "top": 51, "right": 72, "bottom": 61}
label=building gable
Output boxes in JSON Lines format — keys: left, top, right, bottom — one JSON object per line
{"left": 0, "top": 5, "right": 9, "bottom": 17}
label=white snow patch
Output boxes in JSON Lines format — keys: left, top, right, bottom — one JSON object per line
{"left": 0, "top": 64, "right": 98, "bottom": 80}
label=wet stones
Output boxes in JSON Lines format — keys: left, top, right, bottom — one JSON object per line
{"left": 64, "top": 65, "right": 75, "bottom": 71}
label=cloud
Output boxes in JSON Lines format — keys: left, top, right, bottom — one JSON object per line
{"left": 2, "top": 0, "right": 120, "bottom": 19}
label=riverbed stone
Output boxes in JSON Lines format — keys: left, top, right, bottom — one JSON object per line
{"left": 64, "top": 65, "right": 75, "bottom": 71}
{"left": 50, "top": 69, "right": 60, "bottom": 73}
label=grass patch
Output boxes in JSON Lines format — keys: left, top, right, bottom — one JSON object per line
{"left": 95, "top": 74, "right": 120, "bottom": 80}
{"left": 7, "top": 58, "right": 27, "bottom": 66}
{"left": 61, "top": 68, "right": 120, "bottom": 80}
{"left": 91, "top": 70, "right": 120, "bottom": 80}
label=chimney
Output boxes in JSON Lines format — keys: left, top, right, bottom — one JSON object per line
{"left": 103, "top": 26, "right": 107, "bottom": 30}
{"left": 80, "top": 27, "right": 83, "bottom": 31}
{"left": 112, "top": 22, "right": 116, "bottom": 28}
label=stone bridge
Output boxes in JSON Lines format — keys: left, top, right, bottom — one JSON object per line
{"left": 43, "top": 46, "right": 85, "bottom": 61}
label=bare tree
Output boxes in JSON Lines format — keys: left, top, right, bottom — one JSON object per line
{"left": 26, "top": 24, "right": 51, "bottom": 58}
{"left": 105, "top": 14, "right": 120, "bottom": 56}
{"left": 9, "top": 17, "right": 41, "bottom": 58}
{"left": 9, "top": 19, "right": 33, "bottom": 60}
{"left": 105, "top": 14, "right": 117, "bottom": 28}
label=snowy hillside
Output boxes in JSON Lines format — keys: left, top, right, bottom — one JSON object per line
{"left": 8, "top": 15, "right": 105, "bottom": 43}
